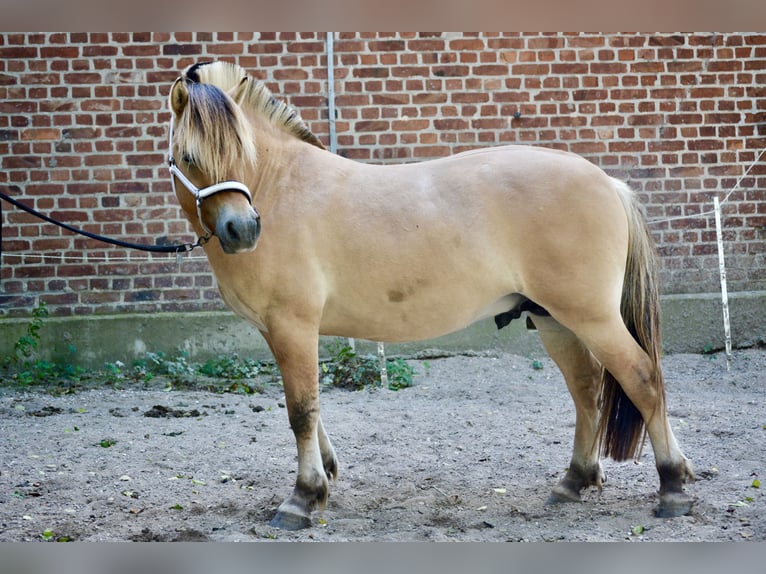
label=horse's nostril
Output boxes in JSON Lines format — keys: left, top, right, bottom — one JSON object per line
{"left": 226, "top": 219, "right": 240, "bottom": 241}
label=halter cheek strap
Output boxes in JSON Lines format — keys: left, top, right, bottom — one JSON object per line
{"left": 168, "top": 120, "right": 255, "bottom": 239}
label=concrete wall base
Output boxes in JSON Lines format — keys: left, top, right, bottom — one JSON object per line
{"left": 2, "top": 291, "right": 764, "bottom": 369}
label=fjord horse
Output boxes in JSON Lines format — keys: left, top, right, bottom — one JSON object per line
{"left": 166, "top": 61, "right": 694, "bottom": 530}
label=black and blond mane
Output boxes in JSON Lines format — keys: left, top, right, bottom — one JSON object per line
{"left": 184, "top": 61, "right": 325, "bottom": 150}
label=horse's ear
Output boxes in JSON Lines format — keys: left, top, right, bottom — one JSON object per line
{"left": 170, "top": 77, "right": 188, "bottom": 116}
{"left": 228, "top": 77, "right": 248, "bottom": 105}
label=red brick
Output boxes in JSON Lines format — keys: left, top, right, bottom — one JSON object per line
{"left": 511, "top": 64, "right": 550, "bottom": 75}
{"left": 287, "top": 41, "right": 324, "bottom": 53}
{"left": 21, "top": 128, "right": 61, "bottom": 141}
{"left": 432, "top": 119, "right": 468, "bottom": 131}
{"left": 413, "top": 92, "right": 447, "bottom": 104}
{"left": 0, "top": 47, "right": 38, "bottom": 58}
{"left": 356, "top": 120, "right": 390, "bottom": 132}
{"left": 407, "top": 39, "right": 445, "bottom": 51}
{"left": 432, "top": 65, "right": 469, "bottom": 77}
{"left": 64, "top": 72, "right": 101, "bottom": 84}
{"left": 567, "top": 36, "right": 605, "bottom": 48}
{"left": 413, "top": 145, "right": 451, "bottom": 157}
{"left": 473, "top": 65, "right": 508, "bottom": 76}
{"left": 392, "top": 119, "right": 429, "bottom": 131}
{"left": 209, "top": 43, "right": 245, "bottom": 55}
{"left": 369, "top": 40, "right": 405, "bottom": 51}
{"left": 354, "top": 67, "right": 389, "bottom": 78}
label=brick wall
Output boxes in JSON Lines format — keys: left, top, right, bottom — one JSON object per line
{"left": 1, "top": 32, "right": 764, "bottom": 319}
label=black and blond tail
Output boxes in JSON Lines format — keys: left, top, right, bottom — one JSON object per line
{"left": 598, "top": 178, "right": 666, "bottom": 461}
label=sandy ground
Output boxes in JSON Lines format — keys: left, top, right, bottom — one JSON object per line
{"left": 0, "top": 348, "right": 764, "bottom": 542}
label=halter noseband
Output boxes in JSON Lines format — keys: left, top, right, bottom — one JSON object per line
{"left": 168, "top": 120, "right": 256, "bottom": 239}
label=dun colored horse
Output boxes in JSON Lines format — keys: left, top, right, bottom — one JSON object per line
{"left": 166, "top": 61, "right": 694, "bottom": 530}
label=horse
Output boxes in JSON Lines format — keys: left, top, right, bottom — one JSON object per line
{"left": 165, "top": 60, "right": 695, "bottom": 530}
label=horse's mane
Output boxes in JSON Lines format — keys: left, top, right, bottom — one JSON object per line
{"left": 184, "top": 61, "right": 325, "bottom": 150}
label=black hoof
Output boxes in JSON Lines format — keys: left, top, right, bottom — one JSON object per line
{"left": 546, "top": 489, "right": 582, "bottom": 505}
{"left": 654, "top": 492, "right": 694, "bottom": 518}
{"left": 269, "top": 512, "right": 311, "bottom": 530}
{"left": 269, "top": 510, "right": 312, "bottom": 530}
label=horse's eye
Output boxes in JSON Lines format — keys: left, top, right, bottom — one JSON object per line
{"left": 182, "top": 153, "right": 196, "bottom": 167}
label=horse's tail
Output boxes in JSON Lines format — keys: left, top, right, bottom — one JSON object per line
{"left": 597, "top": 178, "right": 666, "bottom": 461}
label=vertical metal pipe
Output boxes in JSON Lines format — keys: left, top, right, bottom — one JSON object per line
{"left": 714, "top": 197, "right": 732, "bottom": 370}
{"left": 326, "top": 32, "right": 338, "bottom": 155}
{"left": 326, "top": 32, "right": 356, "bottom": 354}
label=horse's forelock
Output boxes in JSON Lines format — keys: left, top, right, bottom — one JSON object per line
{"left": 182, "top": 60, "right": 324, "bottom": 150}
{"left": 178, "top": 82, "right": 257, "bottom": 183}
{"left": 184, "top": 61, "right": 213, "bottom": 84}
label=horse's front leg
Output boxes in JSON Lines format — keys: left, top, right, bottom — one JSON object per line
{"left": 261, "top": 327, "right": 337, "bottom": 530}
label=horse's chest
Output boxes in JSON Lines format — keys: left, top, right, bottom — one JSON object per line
{"left": 216, "top": 281, "right": 268, "bottom": 332}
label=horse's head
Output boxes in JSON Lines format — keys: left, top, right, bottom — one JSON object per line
{"left": 168, "top": 66, "right": 260, "bottom": 254}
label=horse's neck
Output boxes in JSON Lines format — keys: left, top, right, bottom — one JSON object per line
{"left": 248, "top": 122, "right": 318, "bottom": 204}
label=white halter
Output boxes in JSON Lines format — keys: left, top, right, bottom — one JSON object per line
{"left": 167, "top": 120, "right": 254, "bottom": 239}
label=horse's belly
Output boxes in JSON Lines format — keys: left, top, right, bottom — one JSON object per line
{"left": 320, "top": 292, "right": 523, "bottom": 343}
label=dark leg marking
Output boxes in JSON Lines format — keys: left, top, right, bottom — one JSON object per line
{"left": 655, "top": 462, "right": 694, "bottom": 517}
{"left": 547, "top": 462, "right": 604, "bottom": 504}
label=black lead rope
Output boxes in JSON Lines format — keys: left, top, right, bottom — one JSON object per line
{"left": 0, "top": 191, "right": 206, "bottom": 261}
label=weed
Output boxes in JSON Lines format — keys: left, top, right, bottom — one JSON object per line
{"left": 321, "top": 340, "right": 416, "bottom": 391}
{"left": 144, "top": 351, "right": 196, "bottom": 387}
{"left": 2, "top": 302, "right": 87, "bottom": 387}
{"left": 199, "top": 354, "right": 263, "bottom": 379}
{"left": 385, "top": 357, "right": 415, "bottom": 391}
{"left": 102, "top": 361, "right": 125, "bottom": 386}
{"left": 2, "top": 314, "right": 414, "bottom": 395}
{"left": 11, "top": 300, "right": 48, "bottom": 362}
{"left": 320, "top": 342, "right": 380, "bottom": 390}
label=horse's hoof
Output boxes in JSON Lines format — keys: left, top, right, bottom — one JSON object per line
{"left": 546, "top": 487, "right": 582, "bottom": 505}
{"left": 654, "top": 492, "right": 694, "bottom": 518}
{"left": 269, "top": 510, "right": 312, "bottom": 530}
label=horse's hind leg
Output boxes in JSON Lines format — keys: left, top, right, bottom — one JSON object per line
{"left": 529, "top": 315, "right": 605, "bottom": 503}
{"left": 568, "top": 316, "right": 695, "bottom": 517}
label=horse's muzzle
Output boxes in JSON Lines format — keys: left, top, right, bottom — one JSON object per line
{"left": 216, "top": 205, "right": 261, "bottom": 254}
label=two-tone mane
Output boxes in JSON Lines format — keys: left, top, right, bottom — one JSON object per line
{"left": 183, "top": 60, "right": 325, "bottom": 151}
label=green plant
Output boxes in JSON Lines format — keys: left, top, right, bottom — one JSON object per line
{"left": 13, "top": 301, "right": 48, "bottom": 361}
{"left": 144, "top": 351, "right": 197, "bottom": 386}
{"left": 320, "top": 341, "right": 416, "bottom": 391}
{"left": 3, "top": 301, "right": 48, "bottom": 369}
{"left": 199, "top": 354, "right": 262, "bottom": 379}
{"left": 54, "top": 344, "right": 85, "bottom": 381}
{"left": 320, "top": 342, "right": 380, "bottom": 390}
{"left": 102, "top": 361, "right": 126, "bottom": 386}
{"left": 385, "top": 357, "right": 415, "bottom": 391}
{"left": 130, "top": 351, "right": 269, "bottom": 393}
{"left": 2, "top": 302, "right": 85, "bottom": 387}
